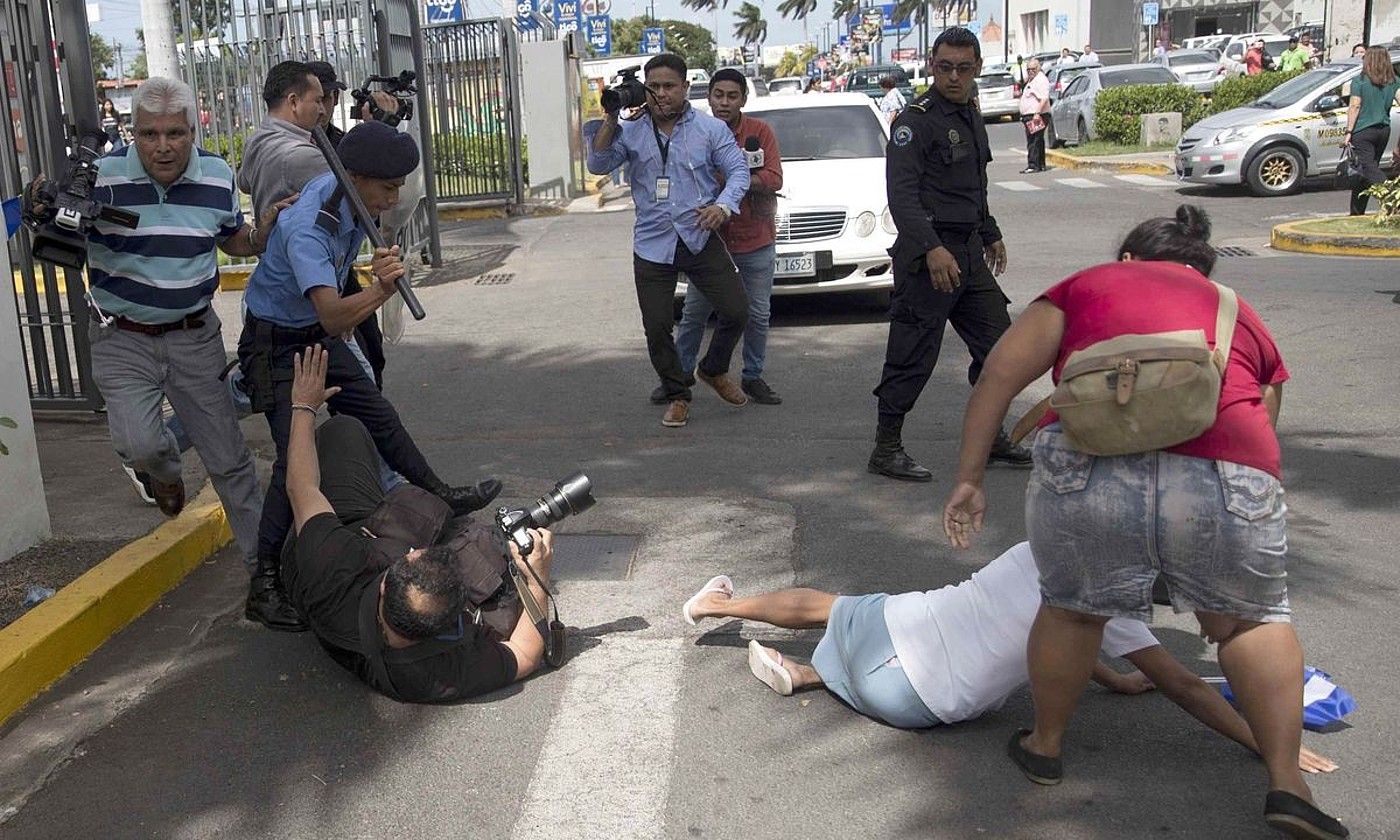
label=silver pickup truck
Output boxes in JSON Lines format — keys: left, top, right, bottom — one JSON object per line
{"left": 1175, "top": 55, "right": 1400, "bottom": 196}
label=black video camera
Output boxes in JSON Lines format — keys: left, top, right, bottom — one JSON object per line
{"left": 351, "top": 70, "right": 417, "bottom": 127}
{"left": 26, "top": 131, "right": 140, "bottom": 270}
{"left": 494, "top": 472, "right": 595, "bottom": 668}
{"left": 601, "top": 66, "right": 649, "bottom": 114}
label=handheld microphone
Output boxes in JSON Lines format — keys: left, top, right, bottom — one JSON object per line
{"left": 743, "top": 136, "right": 764, "bottom": 170}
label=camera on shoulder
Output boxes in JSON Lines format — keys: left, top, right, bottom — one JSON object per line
{"left": 351, "top": 70, "right": 417, "bottom": 127}
{"left": 601, "top": 66, "right": 649, "bottom": 114}
{"left": 26, "top": 130, "right": 139, "bottom": 270}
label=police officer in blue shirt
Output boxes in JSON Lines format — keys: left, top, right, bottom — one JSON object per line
{"left": 238, "top": 121, "right": 501, "bottom": 628}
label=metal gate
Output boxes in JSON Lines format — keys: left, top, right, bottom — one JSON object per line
{"left": 421, "top": 18, "right": 527, "bottom": 204}
{"left": 1, "top": 0, "right": 102, "bottom": 409}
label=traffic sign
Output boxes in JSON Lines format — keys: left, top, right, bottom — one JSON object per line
{"left": 1142, "top": 2, "right": 1159, "bottom": 25}
{"left": 586, "top": 15, "right": 612, "bottom": 55}
{"left": 425, "top": 0, "right": 464, "bottom": 24}
{"left": 642, "top": 27, "right": 665, "bottom": 54}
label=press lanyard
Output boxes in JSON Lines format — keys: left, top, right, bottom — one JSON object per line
{"left": 651, "top": 115, "right": 673, "bottom": 202}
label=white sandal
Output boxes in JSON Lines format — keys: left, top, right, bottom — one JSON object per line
{"left": 682, "top": 575, "right": 734, "bottom": 626}
{"left": 747, "top": 640, "right": 794, "bottom": 696}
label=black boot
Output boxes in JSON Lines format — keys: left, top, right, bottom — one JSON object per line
{"left": 867, "top": 424, "right": 933, "bottom": 482}
{"left": 245, "top": 557, "right": 307, "bottom": 632}
{"left": 428, "top": 477, "right": 504, "bottom": 516}
{"left": 989, "top": 428, "right": 1033, "bottom": 467}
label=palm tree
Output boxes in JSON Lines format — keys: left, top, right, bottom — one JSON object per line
{"left": 830, "top": 0, "right": 859, "bottom": 23}
{"left": 775, "top": 0, "right": 818, "bottom": 21}
{"left": 680, "top": 0, "right": 726, "bottom": 13}
{"left": 890, "top": 0, "right": 930, "bottom": 27}
{"left": 732, "top": 1, "right": 768, "bottom": 48}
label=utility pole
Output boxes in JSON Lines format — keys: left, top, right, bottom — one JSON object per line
{"left": 115, "top": 43, "right": 124, "bottom": 86}
{"left": 140, "top": 0, "right": 179, "bottom": 79}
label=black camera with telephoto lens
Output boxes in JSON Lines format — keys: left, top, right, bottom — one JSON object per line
{"left": 351, "top": 70, "right": 417, "bottom": 127}
{"left": 601, "top": 66, "right": 649, "bottom": 114}
{"left": 26, "top": 130, "right": 140, "bottom": 270}
{"left": 495, "top": 473, "right": 595, "bottom": 668}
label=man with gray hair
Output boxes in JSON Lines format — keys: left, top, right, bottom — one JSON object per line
{"left": 23, "top": 76, "right": 302, "bottom": 630}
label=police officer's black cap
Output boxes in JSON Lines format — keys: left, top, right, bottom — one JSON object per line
{"left": 307, "top": 61, "right": 347, "bottom": 91}
{"left": 338, "top": 121, "right": 419, "bottom": 178}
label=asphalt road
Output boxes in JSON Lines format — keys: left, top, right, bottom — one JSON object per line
{"left": 2, "top": 120, "right": 1398, "bottom": 838}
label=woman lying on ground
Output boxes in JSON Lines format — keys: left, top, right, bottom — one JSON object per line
{"left": 682, "top": 540, "right": 1336, "bottom": 775}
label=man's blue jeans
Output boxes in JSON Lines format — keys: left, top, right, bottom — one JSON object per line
{"left": 677, "top": 243, "right": 775, "bottom": 381}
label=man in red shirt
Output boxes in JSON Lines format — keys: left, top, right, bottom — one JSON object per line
{"left": 665, "top": 68, "right": 786, "bottom": 405}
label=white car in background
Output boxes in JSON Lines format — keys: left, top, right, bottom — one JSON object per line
{"left": 678, "top": 93, "right": 895, "bottom": 301}
{"left": 769, "top": 76, "right": 805, "bottom": 95}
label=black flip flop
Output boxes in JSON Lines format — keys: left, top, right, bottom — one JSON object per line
{"left": 1264, "top": 791, "right": 1349, "bottom": 839}
{"left": 1007, "top": 728, "right": 1062, "bottom": 786}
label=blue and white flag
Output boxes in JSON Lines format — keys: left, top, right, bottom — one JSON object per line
{"left": 1213, "top": 666, "right": 1357, "bottom": 731}
{"left": 3, "top": 196, "right": 21, "bottom": 239}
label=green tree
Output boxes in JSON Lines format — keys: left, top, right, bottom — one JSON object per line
{"left": 775, "top": 0, "right": 818, "bottom": 20}
{"left": 130, "top": 28, "right": 148, "bottom": 80}
{"left": 732, "top": 2, "right": 767, "bottom": 48}
{"left": 174, "top": 0, "right": 234, "bottom": 36}
{"left": 611, "top": 17, "right": 717, "bottom": 71}
{"left": 774, "top": 44, "right": 817, "bottom": 77}
{"left": 90, "top": 34, "right": 115, "bottom": 80}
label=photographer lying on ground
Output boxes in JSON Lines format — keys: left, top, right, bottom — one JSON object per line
{"left": 281, "top": 344, "right": 553, "bottom": 702}
{"left": 683, "top": 541, "right": 1336, "bottom": 774}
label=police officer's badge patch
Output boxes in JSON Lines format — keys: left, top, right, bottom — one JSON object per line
{"left": 948, "top": 128, "right": 961, "bottom": 144}
{"left": 893, "top": 125, "right": 913, "bottom": 147}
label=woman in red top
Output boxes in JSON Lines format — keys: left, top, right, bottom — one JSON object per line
{"left": 940, "top": 206, "right": 1346, "bottom": 840}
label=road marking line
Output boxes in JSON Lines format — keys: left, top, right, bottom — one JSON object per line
{"left": 1056, "top": 177, "right": 1105, "bottom": 189}
{"left": 1006, "top": 146, "right": 1026, "bottom": 154}
{"left": 996, "top": 181, "right": 1042, "bottom": 191}
{"left": 511, "top": 636, "right": 685, "bottom": 840}
{"left": 1114, "top": 174, "right": 1177, "bottom": 187}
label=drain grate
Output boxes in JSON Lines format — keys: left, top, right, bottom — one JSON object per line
{"left": 1214, "top": 246, "right": 1257, "bottom": 257}
{"left": 474, "top": 273, "right": 514, "bottom": 286}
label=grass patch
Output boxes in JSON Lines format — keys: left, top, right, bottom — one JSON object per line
{"left": 1292, "top": 216, "right": 1400, "bottom": 236}
{"left": 1058, "top": 140, "right": 1176, "bottom": 157}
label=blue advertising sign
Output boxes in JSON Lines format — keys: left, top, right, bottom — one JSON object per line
{"left": 1142, "top": 1, "right": 1159, "bottom": 25}
{"left": 846, "top": 4, "right": 911, "bottom": 37}
{"left": 425, "top": 0, "right": 464, "bottom": 23}
{"left": 553, "top": 0, "right": 581, "bottom": 33}
{"left": 586, "top": 15, "right": 612, "bottom": 55}
{"left": 515, "top": 0, "right": 539, "bottom": 30}
{"left": 642, "top": 27, "right": 665, "bottom": 54}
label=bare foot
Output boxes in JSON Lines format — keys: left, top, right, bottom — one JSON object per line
{"left": 691, "top": 589, "right": 733, "bottom": 621}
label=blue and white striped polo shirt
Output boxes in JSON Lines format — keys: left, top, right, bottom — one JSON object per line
{"left": 87, "top": 146, "right": 244, "bottom": 324}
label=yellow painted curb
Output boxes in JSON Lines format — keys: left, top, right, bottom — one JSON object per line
{"left": 1270, "top": 218, "right": 1400, "bottom": 258}
{"left": 438, "top": 206, "right": 509, "bottom": 221}
{"left": 218, "top": 265, "right": 253, "bottom": 292}
{"left": 0, "top": 483, "right": 232, "bottom": 726}
{"left": 1046, "top": 149, "right": 1173, "bottom": 176}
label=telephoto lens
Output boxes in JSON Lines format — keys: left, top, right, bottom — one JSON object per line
{"left": 524, "top": 472, "right": 595, "bottom": 529}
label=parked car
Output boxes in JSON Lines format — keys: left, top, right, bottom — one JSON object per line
{"left": 1157, "top": 49, "right": 1222, "bottom": 93}
{"left": 1046, "top": 61, "right": 1101, "bottom": 103}
{"left": 1218, "top": 33, "right": 1291, "bottom": 77}
{"left": 676, "top": 93, "right": 895, "bottom": 301}
{"left": 843, "top": 64, "right": 915, "bottom": 102}
{"left": 1175, "top": 54, "right": 1400, "bottom": 196}
{"left": 1183, "top": 34, "right": 1230, "bottom": 52}
{"left": 769, "top": 76, "right": 805, "bottom": 95}
{"left": 688, "top": 73, "right": 769, "bottom": 103}
{"left": 1047, "top": 63, "right": 1180, "bottom": 147}
{"left": 976, "top": 70, "right": 1019, "bottom": 120}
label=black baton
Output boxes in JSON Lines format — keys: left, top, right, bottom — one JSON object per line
{"left": 309, "top": 126, "right": 426, "bottom": 321}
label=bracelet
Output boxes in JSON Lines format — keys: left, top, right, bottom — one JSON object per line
{"left": 291, "top": 403, "right": 318, "bottom": 415}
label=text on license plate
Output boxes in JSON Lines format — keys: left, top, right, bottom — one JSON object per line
{"left": 774, "top": 253, "right": 815, "bottom": 277}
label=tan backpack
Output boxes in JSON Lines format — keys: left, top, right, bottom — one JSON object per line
{"left": 1011, "top": 281, "right": 1238, "bottom": 456}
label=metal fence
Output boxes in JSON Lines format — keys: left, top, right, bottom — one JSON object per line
{"left": 1, "top": 0, "right": 103, "bottom": 409}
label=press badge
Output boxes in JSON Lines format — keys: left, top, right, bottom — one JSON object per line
{"left": 655, "top": 176, "right": 671, "bottom": 202}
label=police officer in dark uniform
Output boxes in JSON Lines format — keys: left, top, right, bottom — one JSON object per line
{"left": 868, "top": 27, "right": 1031, "bottom": 482}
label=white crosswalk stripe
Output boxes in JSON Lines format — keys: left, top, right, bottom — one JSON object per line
{"left": 1056, "top": 177, "right": 1106, "bottom": 189}
{"left": 996, "top": 180, "right": 1043, "bottom": 191}
{"left": 1114, "top": 174, "right": 1178, "bottom": 188}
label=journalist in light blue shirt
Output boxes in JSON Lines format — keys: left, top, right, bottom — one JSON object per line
{"left": 585, "top": 95, "right": 749, "bottom": 263}
{"left": 582, "top": 54, "right": 754, "bottom": 423}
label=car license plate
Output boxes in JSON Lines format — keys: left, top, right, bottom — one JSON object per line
{"left": 774, "top": 253, "right": 815, "bottom": 277}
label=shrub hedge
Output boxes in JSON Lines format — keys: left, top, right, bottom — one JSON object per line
{"left": 1094, "top": 83, "right": 1208, "bottom": 145}
{"left": 1092, "top": 69, "right": 1308, "bottom": 145}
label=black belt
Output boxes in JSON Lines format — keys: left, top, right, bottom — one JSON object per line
{"left": 97, "top": 305, "right": 209, "bottom": 336}
{"left": 245, "top": 314, "right": 328, "bottom": 346}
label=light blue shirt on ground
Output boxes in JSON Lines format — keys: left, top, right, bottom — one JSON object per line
{"left": 585, "top": 105, "right": 750, "bottom": 264}
{"left": 243, "top": 172, "right": 364, "bottom": 328}
{"left": 88, "top": 146, "right": 243, "bottom": 323}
